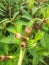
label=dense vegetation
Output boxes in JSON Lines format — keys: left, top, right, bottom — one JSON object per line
{"left": 0, "top": 0, "right": 49, "bottom": 65}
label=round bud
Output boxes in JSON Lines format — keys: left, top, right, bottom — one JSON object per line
{"left": 14, "top": 33, "right": 22, "bottom": 39}
{"left": 0, "top": 55, "right": 5, "bottom": 61}
{"left": 25, "top": 27, "right": 32, "bottom": 34}
{"left": 35, "top": 25, "right": 41, "bottom": 30}
{"left": 43, "top": 19, "right": 47, "bottom": 23}
{"left": 37, "top": 0, "right": 41, "bottom": 4}
{"left": 43, "top": 0, "right": 46, "bottom": 2}
{"left": 20, "top": 41, "right": 26, "bottom": 48}
{"left": 33, "top": 23, "right": 41, "bottom": 30}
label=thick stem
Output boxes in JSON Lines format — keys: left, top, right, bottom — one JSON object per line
{"left": 17, "top": 48, "right": 25, "bottom": 65}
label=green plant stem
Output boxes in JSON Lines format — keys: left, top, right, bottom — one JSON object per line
{"left": 17, "top": 48, "right": 25, "bottom": 65}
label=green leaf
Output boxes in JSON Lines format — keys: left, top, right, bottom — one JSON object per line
{"left": 42, "top": 24, "right": 48, "bottom": 31}
{"left": 27, "top": 39, "right": 37, "bottom": 49}
{"left": 27, "top": 19, "right": 34, "bottom": 27}
{"left": 0, "top": 3, "right": 6, "bottom": 10}
{"left": 45, "top": 7, "right": 49, "bottom": 18}
{"left": 0, "top": 19, "right": 11, "bottom": 24}
{"left": 41, "top": 33, "right": 49, "bottom": 50}
{"left": 0, "top": 35, "right": 17, "bottom": 44}
{"left": 27, "top": 0, "right": 35, "bottom": 10}
{"left": 7, "top": 60, "right": 14, "bottom": 65}
{"left": 12, "top": 11, "right": 19, "bottom": 21}
{"left": 22, "top": 10, "right": 32, "bottom": 20}
{"left": 7, "top": 27, "right": 16, "bottom": 33}
{"left": 32, "top": 7, "right": 39, "bottom": 16}
{"left": 16, "top": 22, "right": 23, "bottom": 33}
{"left": 35, "top": 30, "right": 45, "bottom": 41}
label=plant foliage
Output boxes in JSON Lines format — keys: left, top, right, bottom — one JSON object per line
{"left": 0, "top": 0, "right": 49, "bottom": 65}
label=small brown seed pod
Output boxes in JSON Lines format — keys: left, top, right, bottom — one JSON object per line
{"left": 25, "top": 27, "right": 32, "bottom": 34}
{"left": 14, "top": 33, "right": 22, "bottom": 39}
{"left": 35, "top": 25, "right": 41, "bottom": 30}
{"left": 20, "top": 41, "right": 26, "bottom": 48}
{"left": 43, "top": 0, "right": 46, "bottom": 2}
{"left": 33, "top": 23, "right": 41, "bottom": 31}
{"left": 0, "top": 55, "right": 5, "bottom": 61}
{"left": 42, "top": 19, "right": 47, "bottom": 23}
{"left": 14, "top": 33, "right": 29, "bottom": 40}
{"left": 37, "top": 0, "right": 42, "bottom": 4}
